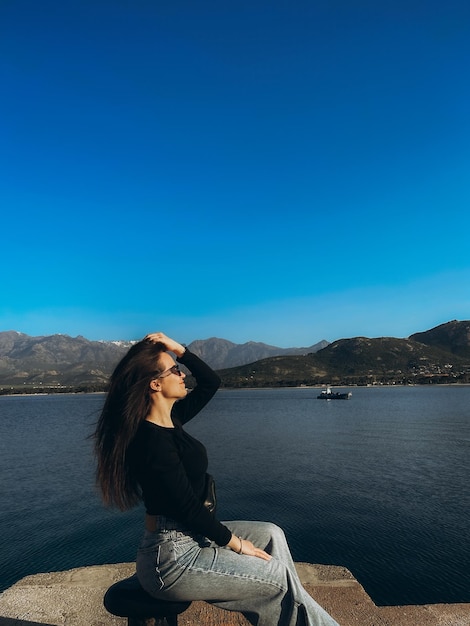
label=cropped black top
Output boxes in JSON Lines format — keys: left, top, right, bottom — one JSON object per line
{"left": 128, "top": 349, "right": 231, "bottom": 546}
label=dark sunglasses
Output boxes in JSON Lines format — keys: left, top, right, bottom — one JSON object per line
{"left": 156, "top": 364, "right": 182, "bottom": 379}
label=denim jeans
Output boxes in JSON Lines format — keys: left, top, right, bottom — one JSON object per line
{"left": 136, "top": 517, "right": 340, "bottom": 626}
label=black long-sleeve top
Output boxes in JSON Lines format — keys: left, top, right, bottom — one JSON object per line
{"left": 128, "top": 349, "right": 232, "bottom": 546}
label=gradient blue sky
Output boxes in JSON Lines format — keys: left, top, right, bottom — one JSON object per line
{"left": 1, "top": 1, "right": 469, "bottom": 347}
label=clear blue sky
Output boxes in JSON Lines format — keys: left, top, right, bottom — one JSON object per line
{"left": 1, "top": 1, "right": 469, "bottom": 347}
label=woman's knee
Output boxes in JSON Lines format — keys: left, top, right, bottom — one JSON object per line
{"left": 262, "top": 521, "right": 287, "bottom": 542}
{"left": 224, "top": 520, "right": 289, "bottom": 551}
{"left": 249, "top": 521, "right": 288, "bottom": 552}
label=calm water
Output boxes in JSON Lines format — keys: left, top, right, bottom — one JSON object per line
{"left": 0, "top": 387, "right": 469, "bottom": 606}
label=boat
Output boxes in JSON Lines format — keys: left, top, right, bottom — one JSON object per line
{"left": 317, "top": 386, "right": 352, "bottom": 400}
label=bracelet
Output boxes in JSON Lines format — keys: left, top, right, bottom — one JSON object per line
{"left": 238, "top": 537, "right": 243, "bottom": 554}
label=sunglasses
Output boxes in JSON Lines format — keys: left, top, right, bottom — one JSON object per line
{"left": 156, "top": 364, "right": 183, "bottom": 379}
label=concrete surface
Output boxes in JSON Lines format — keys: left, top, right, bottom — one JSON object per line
{"left": 0, "top": 562, "right": 468, "bottom": 626}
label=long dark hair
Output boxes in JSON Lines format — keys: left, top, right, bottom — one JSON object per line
{"left": 93, "top": 339, "right": 166, "bottom": 510}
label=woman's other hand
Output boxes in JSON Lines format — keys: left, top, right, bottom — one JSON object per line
{"left": 145, "top": 333, "right": 186, "bottom": 358}
{"left": 228, "top": 535, "right": 272, "bottom": 561}
{"left": 240, "top": 538, "right": 272, "bottom": 561}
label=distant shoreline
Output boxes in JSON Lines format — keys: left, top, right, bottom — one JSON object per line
{"left": 2, "top": 382, "right": 470, "bottom": 397}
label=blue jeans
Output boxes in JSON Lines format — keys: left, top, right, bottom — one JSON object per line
{"left": 136, "top": 517, "right": 340, "bottom": 626}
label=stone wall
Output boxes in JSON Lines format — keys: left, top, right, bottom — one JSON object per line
{"left": 0, "top": 562, "right": 468, "bottom": 626}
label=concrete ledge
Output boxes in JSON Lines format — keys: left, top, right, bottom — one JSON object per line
{"left": 0, "top": 562, "right": 468, "bottom": 626}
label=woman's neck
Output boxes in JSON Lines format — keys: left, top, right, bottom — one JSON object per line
{"left": 146, "top": 398, "right": 175, "bottom": 428}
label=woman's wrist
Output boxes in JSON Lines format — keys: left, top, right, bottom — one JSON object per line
{"left": 228, "top": 534, "right": 243, "bottom": 554}
{"left": 173, "top": 344, "right": 186, "bottom": 358}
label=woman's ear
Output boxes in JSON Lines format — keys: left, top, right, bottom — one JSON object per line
{"left": 150, "top": 379, "right": 160, "bottom": 392}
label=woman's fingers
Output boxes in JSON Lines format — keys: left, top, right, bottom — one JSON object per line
{"left": 241, "top": 539, "right": 272, "bottom": 561}
{"left": 145, "top": 332, "right": 166, "bottom": 343}
{"left": 144, "top": 333, "right": 186, "bottom": 357}
{"left": 254, "top": 549, "right": 272, "bottom": 561}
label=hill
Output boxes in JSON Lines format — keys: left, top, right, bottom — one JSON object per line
{"left": 410, "top": 320, "right": 470, "bottom": 359}
{"left": 218, "top": 324, "right": 470, "bottom": 387}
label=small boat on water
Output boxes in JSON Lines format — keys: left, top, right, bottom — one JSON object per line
{"left": 317, "top": 386, "right": 352, "bottom": 400}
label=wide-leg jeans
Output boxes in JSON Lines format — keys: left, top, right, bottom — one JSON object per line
{"left": 136, "top": 518, "right": 340, "bottom": 626}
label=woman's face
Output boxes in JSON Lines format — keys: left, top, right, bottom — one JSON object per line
{"left": 154, "top": 352, "right": 187, "bottom": 399}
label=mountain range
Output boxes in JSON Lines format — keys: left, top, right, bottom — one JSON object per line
{"left": 0, "top": 320, "right": 469, "bottom": 392}
{"left": 0, "top": 331, "right": 327, "bottom": 390}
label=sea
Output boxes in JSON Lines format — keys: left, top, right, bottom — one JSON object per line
{"left": 0, "top": 386, "right": 469, "bottom": 606}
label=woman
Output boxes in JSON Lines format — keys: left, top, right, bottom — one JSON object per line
{"left": 93, "top": 332, "right": 340, "bottom": 626}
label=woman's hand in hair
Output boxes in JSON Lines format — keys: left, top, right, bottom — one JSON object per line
{"left": 144, "top": 332, "right": 186, "bottom": 358}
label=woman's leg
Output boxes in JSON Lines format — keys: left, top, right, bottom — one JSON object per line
{"left": 220, "top": 521, "right": 339, "bottom": 626}
{"left": 137, "top": 523, "right": 340, "bottom": 626}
